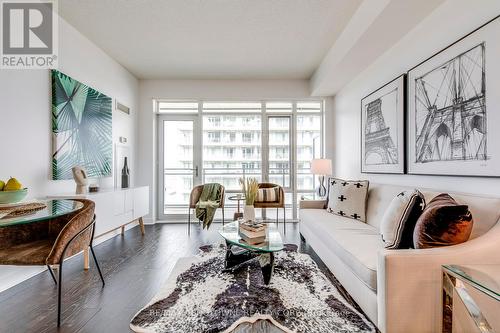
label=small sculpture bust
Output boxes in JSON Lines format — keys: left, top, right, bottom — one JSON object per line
{"left": 72, "top": 166, "right": 88, "bottom": 194}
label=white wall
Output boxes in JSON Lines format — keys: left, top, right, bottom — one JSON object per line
{"left": 137, "top": 79, "right": 331, "bottom": 221}
{"left": 330, "top": 0, "right": 500, "bottom": 196}
{"left": 0, "top": 17, "right": 139, "bottom": 292}
{"left": 0, "top": 18, "right": 139, "bottom": 199}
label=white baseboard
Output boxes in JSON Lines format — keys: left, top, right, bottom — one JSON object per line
{"left": 142, "top": 217, "right": 155, "bottom": 225}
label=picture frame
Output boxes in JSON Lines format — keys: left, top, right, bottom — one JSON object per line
{"left": 361, "top": 74, "right": 406, "bottom": 174}
{"left": 407, "top": 16, "right": 500, "bottom": 177}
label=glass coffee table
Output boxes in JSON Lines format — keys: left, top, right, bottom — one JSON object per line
{"left": 219, "top": 221, "right": 284, "bottom": 285}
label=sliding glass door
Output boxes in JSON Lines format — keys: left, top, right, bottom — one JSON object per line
{"left": 158, "top": 115, "right": 201, "bottom": 220}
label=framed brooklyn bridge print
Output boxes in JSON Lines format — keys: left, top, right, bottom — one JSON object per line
{"left": 361, "top": 75, "right": 406, "bottom": 174}
{"left": 407, "top": 16, "right": 500, "bottom": 177}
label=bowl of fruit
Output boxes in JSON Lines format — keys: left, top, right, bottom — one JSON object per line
{"left": 0, "top": 178, "right": 28, "bottom": 204}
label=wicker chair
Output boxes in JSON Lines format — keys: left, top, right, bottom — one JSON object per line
{"left": 253, "top": 183, "right": 286, "bottom": 233}
{"left": 0, "top": 199, "right": 104, "bottom": 327}
{"left": 188, "top": 184, "right": 225, "bottom": 234}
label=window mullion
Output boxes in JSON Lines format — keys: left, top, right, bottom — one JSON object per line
{"left": 292, "top": 102, "right": 298, "bottom": 219}
{"left": 262, "top": 101, "right": 269, "bottom": 183}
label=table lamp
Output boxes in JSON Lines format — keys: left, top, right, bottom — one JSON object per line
{"left": 311, "top": 159, "right": 332, "bottom": 197}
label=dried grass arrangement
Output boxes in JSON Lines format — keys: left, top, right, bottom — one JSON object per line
{"left": 238, "top": 177, "right": 259, "bottom": 205}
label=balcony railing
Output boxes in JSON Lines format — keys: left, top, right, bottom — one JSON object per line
{"left": 203, "top": 167, "right": 293, "bottom": 191}
{"left": 164, "top": 166, "right": 317, "bottom": 219}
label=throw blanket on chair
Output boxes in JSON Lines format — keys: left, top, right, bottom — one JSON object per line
{"left": 195, "top": 183, "right": 222, "bottom": 229}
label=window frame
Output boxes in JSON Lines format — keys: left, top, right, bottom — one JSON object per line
{"left": 155, "top": 99, "right": 324, "bottom": 220}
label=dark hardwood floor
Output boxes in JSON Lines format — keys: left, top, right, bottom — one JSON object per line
{"left": 0, "top": 222, "right": 366, "bottom": 333}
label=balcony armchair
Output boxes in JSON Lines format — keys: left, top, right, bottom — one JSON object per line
{"left": 254, "top": 183, "right": 286, "bottom": 233}
{"left": 188, "top": 184, "right": 225, "bottom": 234}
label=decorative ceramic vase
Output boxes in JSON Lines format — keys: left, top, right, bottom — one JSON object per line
{"left": 243, "top": 205, "right": 255, "bottom": 222}
{"left": 121, "top": 157, "right": 130, "bottom": 188}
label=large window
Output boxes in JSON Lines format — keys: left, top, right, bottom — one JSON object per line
{"left": 158, "top": 100, "right": 323, "bottom": 220}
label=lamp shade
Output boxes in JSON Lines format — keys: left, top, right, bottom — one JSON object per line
{"left": 310, "top": 159, "right": 332, "bottom": 175}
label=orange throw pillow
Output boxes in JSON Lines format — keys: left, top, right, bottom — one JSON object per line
{"left": 413, "top": 193, "right": 473, "bottom": 249}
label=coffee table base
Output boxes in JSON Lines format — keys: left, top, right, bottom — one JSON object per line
{"left": 224, "top": 242, "right": 275, "bottom": 285}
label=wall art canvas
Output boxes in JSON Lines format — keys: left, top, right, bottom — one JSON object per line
{"left": 52, "top": 70, "right": 112, "bottom": 180}
{"left": 407, "top": 17, "right": 500, "bottom": 176}
{"left": 361, "top": 75, "right": 405, "bottom": 174}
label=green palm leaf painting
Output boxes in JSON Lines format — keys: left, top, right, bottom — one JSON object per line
{"left": 52, "top": 70, "right": 112, "bottom": 180}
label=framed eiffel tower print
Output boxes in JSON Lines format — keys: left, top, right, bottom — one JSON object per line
{"left": 407, "top": 16, "right": 500, "bottom": 177}
{"left": 361, "top": 75, "right": 406, "bottom": 174}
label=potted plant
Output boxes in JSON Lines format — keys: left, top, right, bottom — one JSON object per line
{"left": 239, "top": 177, "right": 258, "bottom": 221}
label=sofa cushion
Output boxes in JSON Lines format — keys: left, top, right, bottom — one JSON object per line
{"left": 326, "top": 178, "right": 369, "bottom": 222}
{"left": 300, "top": 208, "right": 384, "bottom": 291}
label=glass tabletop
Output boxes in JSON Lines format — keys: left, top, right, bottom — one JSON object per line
{"left": 219, "top": 221, "right": 284, "bottom": 253}
{"left": 0, "top": 199, "right": 84, "bottom": 228}
{"left": 443, "top": 264, "right": 500, "bottom": 300}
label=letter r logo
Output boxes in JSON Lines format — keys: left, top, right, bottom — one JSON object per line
{"left": 2, "top": 1, "right": 53, "bottom": 54}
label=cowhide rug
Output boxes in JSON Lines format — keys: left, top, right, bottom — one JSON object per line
{"left": 130, "top": 244, "right": 375, "bottom": 333}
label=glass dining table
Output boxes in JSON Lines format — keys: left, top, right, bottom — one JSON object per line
{"left": 0, "top": 199, "right": 84, "bottom": 228}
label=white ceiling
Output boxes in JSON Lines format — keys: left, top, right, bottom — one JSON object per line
{"left": 311, "top": 0, "right": 445, "bottom": 96}
{"left": 59, "top": 0, "right": 363, "bottom": 80}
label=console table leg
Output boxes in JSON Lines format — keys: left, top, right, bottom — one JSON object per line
{"left": 83, "top": 247, "right": 90, "bottom": 270}
{"left": 139, "top": 217, "right": 145, "bottom": 235}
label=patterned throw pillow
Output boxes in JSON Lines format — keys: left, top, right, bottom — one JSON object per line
{"left": 255, "top": 187, "right": 279, "bottom": 203}
{"left": 326, "top": 178, "right": 369, "bottom": 222}
{"left": 413, "top": 193, "right": 473, "bottom": 249}
{"left": 380, "top": 190, "right": 426, "bottom": 249}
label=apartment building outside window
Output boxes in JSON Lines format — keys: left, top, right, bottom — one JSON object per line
{"left": 207, "top": 131, "right": 221, "bottom": 143}
{"left": 242, "top": 132, "right": 253, "bottom": 143}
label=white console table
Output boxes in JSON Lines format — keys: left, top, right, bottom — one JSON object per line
{"left": 48, "top": 186, "right": 149, "bottom": 269}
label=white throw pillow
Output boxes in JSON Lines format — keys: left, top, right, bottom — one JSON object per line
{"left": 380, "top": 189, "right": 425, "bottom": 249}
{"left": 326, "top": 178, "right": 369, "bottom": 222}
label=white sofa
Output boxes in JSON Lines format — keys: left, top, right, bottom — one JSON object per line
{"left": 299, "top": 183, "right": 500, "bottom": 333}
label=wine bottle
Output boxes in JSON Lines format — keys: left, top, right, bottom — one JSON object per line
{"left": 121, "top": 157, "right": 130, "bottom": 188}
